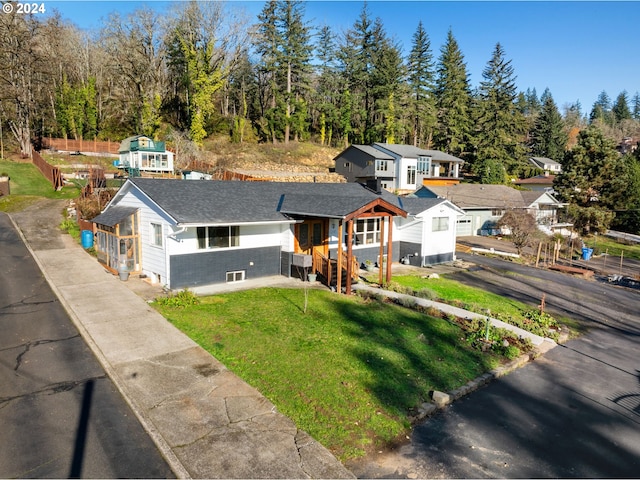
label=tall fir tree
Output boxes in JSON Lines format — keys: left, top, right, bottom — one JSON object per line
{"left": 612, "top": 90, "right": 631, "bottom": 124}
{"left": 313, "top": 25, "right": 342, "bottom": 146}
{"left": 433, "top": 29, "right": 471, "bottom": 157}
{"left": 472, "top": 42, "right": 526, "bottom": 183}
{"left": 406, "top": 21, "right": 435, "bottom": 147}
{"left": 632, "top": 92, "right": 640, "bottom": 120}
{"left": 530, "top": 89, "right": 567, "bottom": 162}
{"left": 589, "top": 90, "right": 613, "bottom": 126}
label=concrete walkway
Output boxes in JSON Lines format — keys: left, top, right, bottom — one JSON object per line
{"left": 9, "top": 202, "right": 353, "bottom": 479}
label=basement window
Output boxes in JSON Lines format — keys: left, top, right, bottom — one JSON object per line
{"left": 226, "top": 270, "right": 245, "bottom": 283}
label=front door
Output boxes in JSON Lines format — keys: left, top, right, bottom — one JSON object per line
{"left": 295, "top": 220, "right": 327, "bottom": 255}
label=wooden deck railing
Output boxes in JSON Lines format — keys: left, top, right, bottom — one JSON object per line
{"left": 312, "top": 249, "right": 359, "bottom": 286}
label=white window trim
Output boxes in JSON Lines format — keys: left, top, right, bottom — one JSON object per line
{"left": 150, "top": 222, "right": 163, "bottom": 248}
{"left": 226, "top": 270, "right": 246, "bottom": 283}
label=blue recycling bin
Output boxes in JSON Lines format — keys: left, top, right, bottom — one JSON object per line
{"left": 81, "top": 230, "right": 94, "bottom": 249}
{"left": 581, "top": 247, "right": 593, "bottom": 261}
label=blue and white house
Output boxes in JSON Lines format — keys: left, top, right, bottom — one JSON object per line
{"left": 114, "top": 135, "right": 174, "bottom": 174}
{"left": 91, "top": 178, "right": 462, "bottom": 291}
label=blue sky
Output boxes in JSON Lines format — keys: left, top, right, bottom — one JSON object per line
{"left": 42, "top": 1, "right": 640, "bottom": 114}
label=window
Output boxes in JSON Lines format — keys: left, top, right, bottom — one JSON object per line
{"left": 376, "top": 160, "right": 389, "bottom": 172}
{"left": 432, "top": 217, "right": 449, "bottom": 232}
{"left": 406, "top": 165, "right": 416, "bottom": 185}
{"left": 150, "top": 223, "right": 163, "bottom": 246}
{"left": 491, "top": 209, "right": 504, "bottom": 216}
{"left": 344, "top": 161, "right": 352, "bottom": 172}
{"left": 226, "top": 270, "right": 245, "bottom": 283}
{"left": 347, "top": 218, "right": 381, "bottom": 245}
{"left": 197, "top": 226, "right": 240, "bottom": 249}
{"left": 417, "top": 156, "right": 431, "bottom": 175}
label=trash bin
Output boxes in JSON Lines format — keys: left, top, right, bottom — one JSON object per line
{"left": 582, "top": 247, "right": 593, "bottom": 261}
{"left": 81, "top": 230, "right": 94, "bottom": 249}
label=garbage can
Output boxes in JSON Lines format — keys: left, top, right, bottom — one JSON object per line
{"left": 581, "top": 247, "right": 593, "bottom": 260}
{"left": 81, "top": 230, "right": 94, "bottom": 249}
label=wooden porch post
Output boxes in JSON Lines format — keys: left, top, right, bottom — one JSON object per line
{"left": 337, "top": 220, "right": 343, "bottom": 293}
{"left": 386, "top": 215, "right": 394, "bottom": 285}
{"left": 345, "top": 219, "right": 354, "bottom": 295}
{"left": 378, "top": 216, "right": 386, "bottom": 286}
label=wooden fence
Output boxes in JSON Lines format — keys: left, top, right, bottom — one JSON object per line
{"left": 42, "top": 137, "right": 120, "bottom": 155}
{"left": 32, "top": 150, "right": 64, "bottom": 190}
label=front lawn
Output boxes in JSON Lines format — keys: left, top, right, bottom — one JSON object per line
{"left": 154, "top": 288, "right": 500, "bottom": 460}
{"left": 0, "top": 160, "right": 79, "bottom": 212}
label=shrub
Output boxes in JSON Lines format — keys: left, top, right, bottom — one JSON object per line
{"left": 155, "top": 289, "right": 200, "bottom": 308}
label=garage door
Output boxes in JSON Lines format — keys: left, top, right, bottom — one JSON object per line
{"left": 456, "top": 216, "right": 473, "bottom": 236}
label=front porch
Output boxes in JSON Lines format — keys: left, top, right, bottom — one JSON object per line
{"left": 290, "top": 197, "right": 407, "bottom": 295}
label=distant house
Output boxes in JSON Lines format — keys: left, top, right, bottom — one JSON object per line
{"left": 529, "top": 157, "right": 562, "bottom": 174}
{"left": 514, "top": 174, "right": 556, "bottom": 192}
{"left": 114, "top": 135, "right": 174, "bottom": 174}
{"left": 415, "top": 184, "right": 563, "bottom": 236}
{"left": 90, "top": 178, "right": 464, "bottom": 292}
{"left": 334, "top": 143, "right": 464, "bottom": 193}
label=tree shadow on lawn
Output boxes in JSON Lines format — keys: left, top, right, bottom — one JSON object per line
{"left": 330, "top": 296, "right": 495, "bottom": 419}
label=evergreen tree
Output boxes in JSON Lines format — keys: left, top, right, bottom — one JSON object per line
{"left": 370, "top": 18, "right": 405, "bottom": 143}
{"left": 433, "top": 29, "right": 471, "bottom": 157}
{"left": 313, "top": 25, "right": 341, "bottom": 146}
{"left": 278, "top": 0, "right": 312, "bottom": 143}
{"left": 554, "top": 126, "right": 624, "bottom": 233}
{"left": 472, "top": 43, "right": 526, "bottom": 182}
{"left": 612, "top": 90, "right": 632, "bottom": 124}
{"left": 406, "top": 21, "right": 435, "bottom": 147}
{"left": 589, "top": 90, "right": 613, "bottom": 126}
{"left": 530, "top": 89, "right": 567, "bottom": 161}
{"left": 632, "top": 92, "right": 640, "bottom": 120}
{"left": 338, "top": 3, "right": 374, "bottom": 144}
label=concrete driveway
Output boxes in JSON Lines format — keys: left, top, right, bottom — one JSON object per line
{"left": 347, "top": 253, "right": 640, "bottom": 478}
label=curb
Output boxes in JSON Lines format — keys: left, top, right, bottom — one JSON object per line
{"left": 409, "top": 339, "right": 557, "bottom": 424}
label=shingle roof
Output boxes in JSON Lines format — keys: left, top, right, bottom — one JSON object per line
{"left": 373, "top": 143, "right": 430, "bottom": 158}
{"left": 350, "top": 145, "right": 395, "bottom": 160}
{"left": 423, "top": 184, "right": 528, "bottom": 209}
{"left": 92, "top": 206, "right": 139, "bottom": 227}
{"left": 396, "top": 197, "right": 447, "bottom": 215}
{"left": 124, "top": 178, "right": 405, "bottom": 224}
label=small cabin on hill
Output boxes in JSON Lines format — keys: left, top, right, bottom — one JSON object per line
{"left": 114, "top": 135, "right": 174, "bottom": 174}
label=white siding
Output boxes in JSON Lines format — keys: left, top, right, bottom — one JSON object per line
{"left": 116, "top": 190, "right": 173, "bottom": 285}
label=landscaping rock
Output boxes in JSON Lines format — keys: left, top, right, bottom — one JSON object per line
{"left": 431, "top": 390, "right": 450, "bottom": 407}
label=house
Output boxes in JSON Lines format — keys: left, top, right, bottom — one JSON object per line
{"left": 514, "top": 173, "right": 556, "bottom": 192}
{"left": 114, "top": 135, "right": 174, "bottom": 174}
{"left": 395, "top": 197, "right": 465, "bottom": 266}
{"left": 334, "top": 143, "right": 464, "bottom": 193}
{"left": 529, "top": 157, "right": 562, "bottom": 174}
{"left": 415, "top": 184, "right": 562, "bottom": 236}
{"left": 91, "top": 178, "right": 462, "bottom": 292}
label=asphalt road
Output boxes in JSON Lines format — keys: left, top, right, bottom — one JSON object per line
{"left": 348, "top": 253, "right": 640, "bottom": 478}
{"left": 0, "top": 212, "right": 174, "bottom": 478}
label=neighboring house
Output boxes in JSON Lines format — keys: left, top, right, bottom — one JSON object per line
{"left": 529, "top": 157, "right": 562, "bottom": 173}
{"left": 395, "top": 197, "right": 465, "bottom": 266}
{"left": 91, "top": 178, "right": 463, "bottom": 292}
{"left": 334, "top": 143, "right": 464, "bottom": 192}
{"left": 114, "top": 135, "right": 174, "bottom": 174}
{"left": 415, "top": 184, "right": 562, "bottom": 236}
{"left": 514, "top": 174, "right": 556, "bottom": 192}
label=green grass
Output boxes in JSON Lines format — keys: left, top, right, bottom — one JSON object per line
{"left": 154, "top": 288, "right": 499, "bottom": 460}
{"left": 389, "top": 274, "right": 579, "bottom": 337}
{"left": 0, "top": 160, "right": 79, "bottom": 212}
{"left": 585, "top": 235, "right": 640, "bottom": 261}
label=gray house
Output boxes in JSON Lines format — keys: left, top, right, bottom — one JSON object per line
{"left": 415, "top": 184, "right": 562, "bottom": 236}
{"left": 334, "top": 143, "right": 464, "bottom": 192}
{"left": 91, "top": 178, "right": 464, "bottom": 291}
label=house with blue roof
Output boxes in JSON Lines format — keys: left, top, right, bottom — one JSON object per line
{"left": 91, "top": 178, "right": 463, "bottom": 292}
